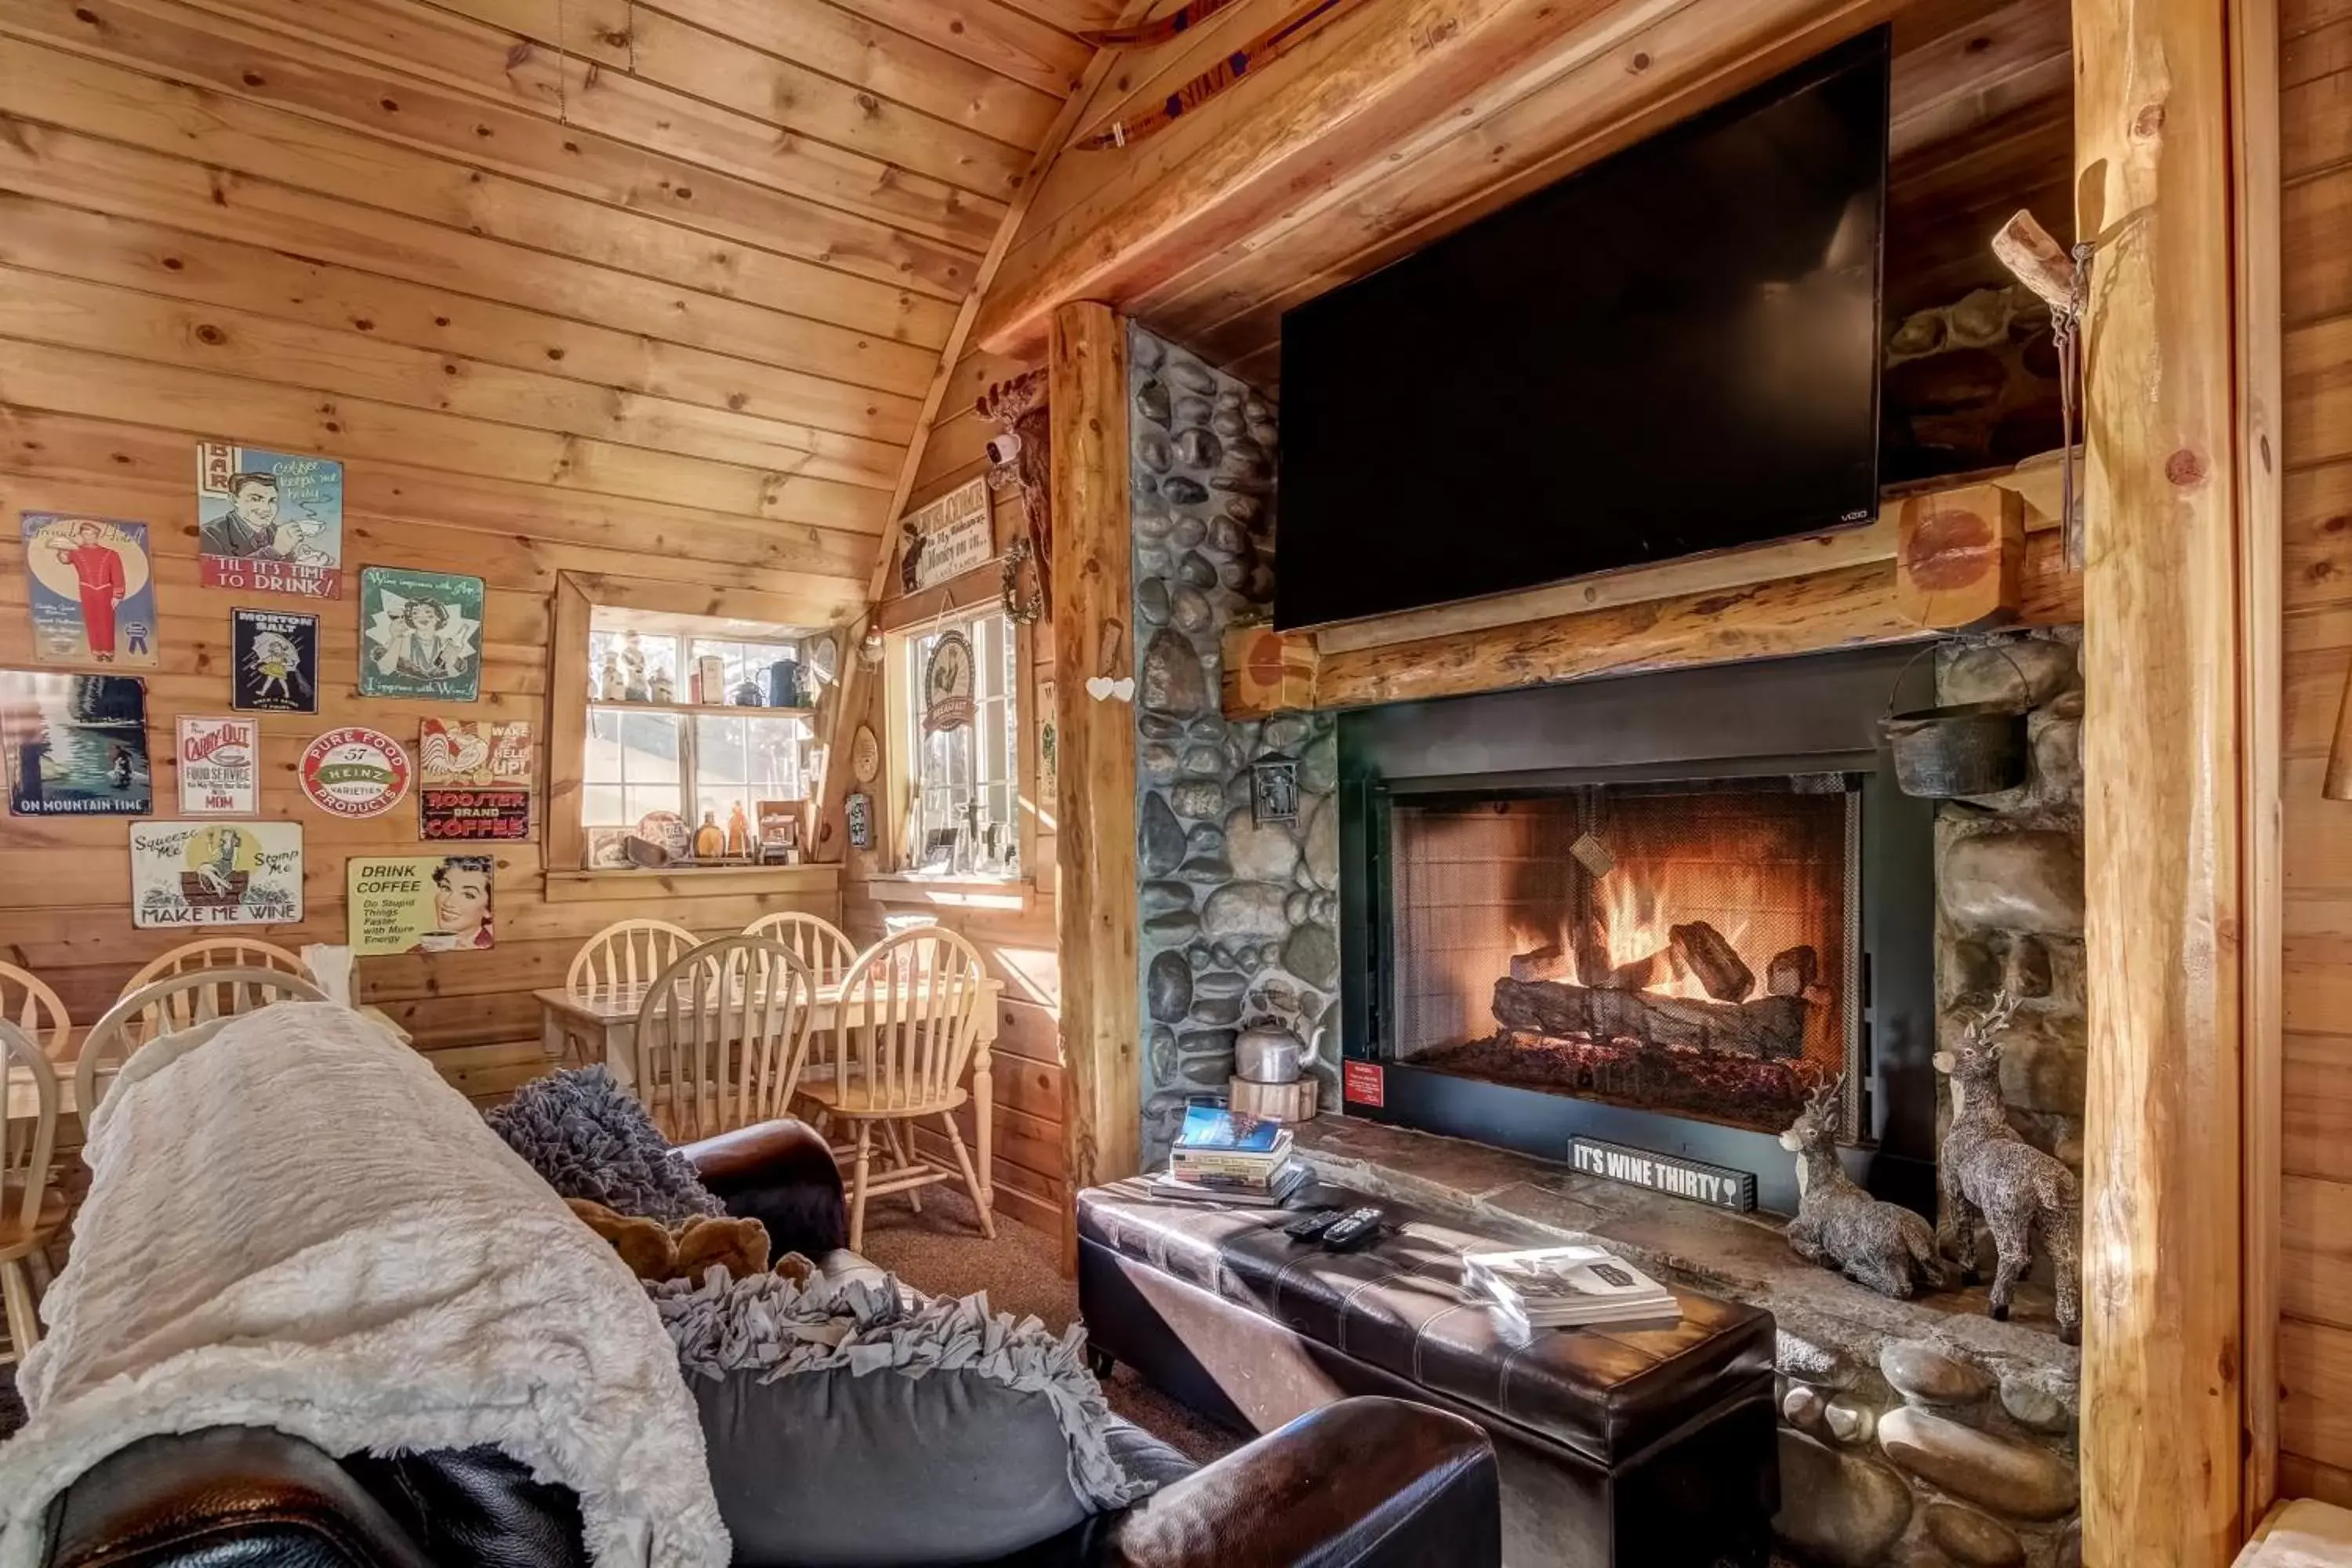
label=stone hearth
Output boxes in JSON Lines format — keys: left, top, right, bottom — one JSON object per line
{"left": 1294, "top": 1115, "right": 2082, "bottom": 1568}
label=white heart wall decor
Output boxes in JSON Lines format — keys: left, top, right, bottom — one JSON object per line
{"left": 1085, "top": 676, "right": 1135, "bottom": 702}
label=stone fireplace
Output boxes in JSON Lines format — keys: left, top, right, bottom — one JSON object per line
{"left": 1123, "top": 323, "right": 2086, "bottom": 1566}
{"left": 1394, "top": 779, "right": 1860, "bottom": 1136}
{"left": 1337, "top": 649, "right": 1940, "bottom": 1217}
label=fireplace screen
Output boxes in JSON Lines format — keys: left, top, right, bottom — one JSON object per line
{"left": 1388, "top": 777, "right": 1860, "bottom": 1135}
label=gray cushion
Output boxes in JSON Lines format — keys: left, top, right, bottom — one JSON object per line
{"left": 695, "top": 1362, "right": 1092, "bottom": 1567}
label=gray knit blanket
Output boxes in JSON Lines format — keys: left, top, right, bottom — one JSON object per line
{"left": 487, "top": 1068, "right": 723, "bottom": 1223}
{"left": 651, "top": 1268, "right": 1154, "bottom": 1513}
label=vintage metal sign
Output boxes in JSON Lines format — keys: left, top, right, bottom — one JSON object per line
{"left": 21, "top": 514, "right": 159, "bottom": 669}
{"left": 300, "top": 726, "right": 411, "bottom": 818}
{"left": 348, "top": 854, "right": 496, "bottom": 954}
{"left": 419, "top": 719, "right": 532, "bottom": 840}
{"left": 1569, "top": 1137, "right": 1758, "bottom": 1213}
{"left": 131, "top": 822, "right": 303, "bottom": 929}
{"left": 177, "top": 717, "right": 259, "bottom": 816}
{"left": 197, "top": 444, "right": 343, "bottom": 599}
{"left": 2, "top": 673, "right": 151, "bottom": 817}
{"left": 231, "top": 608, "right": 320, "bottom": 713}
{"left": 359, "top": 568, "right": 485, "bottom": 701}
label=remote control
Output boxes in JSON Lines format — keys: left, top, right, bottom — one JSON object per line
{"left": 1319, "top": 1207, "right": 1385, "bottom": 1252}
{"left": 1284, "top": 1207, "right": 1343, "bottom": 1242}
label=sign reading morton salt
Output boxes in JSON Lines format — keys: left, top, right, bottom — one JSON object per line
{"left": 1570, "top": 1137, "right": 1758, "bottom": 1213}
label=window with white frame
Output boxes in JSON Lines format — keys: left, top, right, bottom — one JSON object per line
{"left": 584, "top": 617, "right": 816, "bottom": 844}
{"left": 901, "top": 611, "right": 1019, "bottom": 877}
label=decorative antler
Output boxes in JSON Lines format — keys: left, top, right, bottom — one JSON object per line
{"left": 1805, "top": 1073, "right": 1847, "bottom": 1133}
{"left": 1963, "top": 988, "right": 2023, "bottom": 1051}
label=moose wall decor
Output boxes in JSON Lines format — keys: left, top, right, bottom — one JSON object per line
{"left": 1934, "top": 991, "right": 2084, "bottom": 1344}
{"left": 979, "top": 370, "right": 1051, "bottom": 622}
{"left": 1780, "top": 1076, "right": 1949, "bottom": 1299}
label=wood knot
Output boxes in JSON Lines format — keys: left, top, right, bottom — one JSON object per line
{"left": 194, "top": 324, "right": 226, "bottom": 346}
{"left": 2165, "top": 448, "right": 2208, "bottom": 487}
{"left": 2132, "top": 103, "right": 2165, "bottom": 139}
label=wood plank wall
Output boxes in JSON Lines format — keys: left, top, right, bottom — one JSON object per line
{"left": 2275, "top": 0, "right": 2352, "bottom": 1504}
{"left": 0, "top": 0, "right": 1112, "bottom": 1096}
{"left": 842, "top": 404, "right": 1070, "bottom": 1238}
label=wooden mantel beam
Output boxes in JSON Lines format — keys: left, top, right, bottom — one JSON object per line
{"left": 1221, "top": 466, "right": 2073, "bottom": 717}
{"left": 2075, "top": 0, "right": 2259, "bottom": 1554}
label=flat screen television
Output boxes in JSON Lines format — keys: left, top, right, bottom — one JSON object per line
{"left": 1273, "top": 31, "right": 1889, "bottom": 630}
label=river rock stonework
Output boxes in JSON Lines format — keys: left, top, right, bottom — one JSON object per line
{"left": 1934, "top": 631, "right": 2088, "bottom": 1223}
{"left": 1762, "top": 630, "right": 2085, "bottom": 1568}
{"left": 1129, "top": 327, "right": 1337, "bottom": 1165}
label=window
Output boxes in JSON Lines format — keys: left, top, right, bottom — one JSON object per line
{"left": 901, "top": 612, "right": 1019, "bottom": 877}
{"left": 583, "top": 619, "right": 814, "bottom": 843}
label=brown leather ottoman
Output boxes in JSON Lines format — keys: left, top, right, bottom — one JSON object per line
{"left": 1077, "top": 1178, "right": 1777, "bottom": 1568}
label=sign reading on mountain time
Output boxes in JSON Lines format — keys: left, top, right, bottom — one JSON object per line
{"left": 299, "top": 727, "right": 410, "bottom": 818}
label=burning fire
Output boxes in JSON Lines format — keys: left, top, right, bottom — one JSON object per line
{"left": 1607, "top": 869, "right": 1744, "bottom": 1002}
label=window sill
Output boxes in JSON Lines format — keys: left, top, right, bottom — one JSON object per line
{"left": 863, "top": 873, "right": 1033, "bottom": 913}
{"left": 546, "top": 863, "right": 840, "bottom": 902}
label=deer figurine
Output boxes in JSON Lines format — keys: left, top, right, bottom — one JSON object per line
{"left": 1934, "top": 992, "right": 2083, "bottom": 1345}
{"left": 1779, "top": 1076, "right": 1947, "bottom": 1299}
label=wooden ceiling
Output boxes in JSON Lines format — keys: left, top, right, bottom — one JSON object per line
{"left": 966, "top": 0, "right": 2074, "bottom": 389}
{"left": 0, "top": 0, "right": 1127, "bottom": 604}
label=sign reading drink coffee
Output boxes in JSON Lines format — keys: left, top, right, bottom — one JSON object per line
{"left": 1570, "top": 1137, "right": 1757, "bottom": 1213}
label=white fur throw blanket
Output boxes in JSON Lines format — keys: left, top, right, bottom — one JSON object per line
{"left": 0, "top": 1003, "right": 728, "bottom": 1568}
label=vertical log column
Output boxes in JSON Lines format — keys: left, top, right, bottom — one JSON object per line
{"left": 2077, "top": 0, "right": 2251, "bottom": 1557}
{"left": 1050, "top": 301, "right": 1142, "bottom": 1254}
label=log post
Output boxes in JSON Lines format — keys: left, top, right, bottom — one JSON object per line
{"left": 2075, "top": 0, "right": 2254, "bottom": 1555}
{"left": 1049, "top": 300, "right": 1141, "bottom": 1263}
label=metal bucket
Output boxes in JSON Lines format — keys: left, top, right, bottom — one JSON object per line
{"left": 1880, "top": 644, "right": 2031, "bottom": 798}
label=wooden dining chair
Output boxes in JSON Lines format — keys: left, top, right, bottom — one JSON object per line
{"left": 740, "top": 912, "right": 858, "bottom": 985}
{"left": 793, "top": 926, "right": 993, "bottom": 1250}
{"left": 0, "top": 960, "right": 72, "bottom": 1060}
{"left": 560, "top": 920, "right": 700, "bottom": 1068}
{"left": 77, "top": 967, "right": 328, "bottom": 1124}
{"left": 122, "top": 937, "right": 309, "bottom": 997}
{"left": 1, "top": 1018, "right": 65, "bottom": 1363}
{"left": 628, "top": 937, "right": 816, "bottom": 1145}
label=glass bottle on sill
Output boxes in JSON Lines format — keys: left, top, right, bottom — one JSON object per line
{"left": 726, "top": 802, "right": 750, "bottom": 858}
{"left": 692, "top": 809, "right": 726, "bottom": 862}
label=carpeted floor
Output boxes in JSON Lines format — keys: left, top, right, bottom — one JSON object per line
{"left": 852, "top": 1189, "right": 1243, "bottom": 1467}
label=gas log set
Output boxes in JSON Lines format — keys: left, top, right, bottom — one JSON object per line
{"left": 1421, "top": 920, "right": 1838, "bottom": 1130}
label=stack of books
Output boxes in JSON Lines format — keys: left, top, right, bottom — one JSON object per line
{"left": 1148, "top": 1105, "right": 1312, "bottom": 1207}
{"left": 1461, "top": 1244, "right": 1680, "bottom": 1334}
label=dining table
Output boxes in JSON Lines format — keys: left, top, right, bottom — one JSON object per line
{"left": 5, "top": 1006, "right": 415, "bottom": 1123}
{"left": 532, "top": 977, "right": 1004, "bottom": 1210}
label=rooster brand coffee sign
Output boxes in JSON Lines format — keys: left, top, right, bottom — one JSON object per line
{"left": 299, "top": 726, "right": 410, "bottom": 818}
{"left": 419, "top": 718, "right": 532, "bottom": 840}
{"left": 1569, "top": 1137, "right": 1756, "bottom": 1213}
{"left": 176, "top": 717, "right": 258, "bottom": 815}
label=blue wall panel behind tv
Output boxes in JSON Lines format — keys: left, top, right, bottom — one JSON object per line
{"left": 1273, "top": 30, "right": 1890, "bottom": 631}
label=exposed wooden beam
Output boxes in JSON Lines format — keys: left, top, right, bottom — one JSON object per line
{"left": 976, "top": 0, "right": 1672, "bottom": 356}
{"left": 2076, "top": 0, "right": 2253, "bottom": 1553}
{"left": 1048, "top": 299, "right": 1140, "bottom": 1253}
{"left": 2234, "top": 0, "right": 2287, "bottom": 1523}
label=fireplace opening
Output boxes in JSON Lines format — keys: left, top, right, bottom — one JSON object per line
{"left": 1390, "top": 778, "right": 1863, "bottom": 1138}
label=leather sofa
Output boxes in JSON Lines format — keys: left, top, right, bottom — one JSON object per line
{"left": 33, "top": 1121, "right": 1501, "bottom": 1568}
